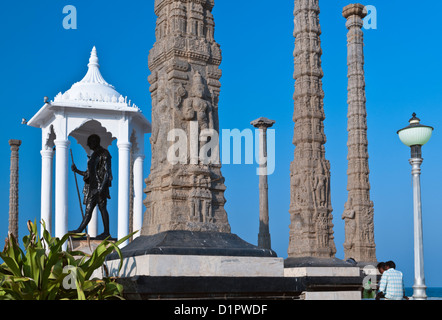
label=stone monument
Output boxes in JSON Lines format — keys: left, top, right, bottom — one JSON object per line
{"left": 103, "top": 1, "right": 364, "bottom": 299}
{"left": 288, "top": 0, "right": 337, "bottom": 260}
{"left": 342, "top": 4, "right": 376, "bottom": 263}
{"left": 251, "top": 117, "right": 275, "bottom": 250}
{"left": 141, "top": 0, "right": 230, "bottom": 236}
{"left": 8, "top": 139, "right": 21, "bottom": 239}
{"left": 109, "top": 0, "right": 279, "bottom": 277}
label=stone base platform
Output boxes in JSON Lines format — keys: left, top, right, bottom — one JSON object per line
{"left": 105, "top": 254, "right": 284, "bottom": 278}
{"left": 98, "top": 233, "right": 364, "bottom": 300}
{"left": 284, "top": 256, "right": 361, "bottom": 277}
{"left": 108, "top": 231, "right": 277, "bottom": 259}
{"left": 283, "top": 257, "right": 364, "bottom": 300}
{"left": 115, "top": 275, "right": 363, "bottom": 300}
{"left": 104, "top": 230, "right": 282, "bottom": 278}
{"left": 68, "top": 237, "right": 117, "bottom": 255}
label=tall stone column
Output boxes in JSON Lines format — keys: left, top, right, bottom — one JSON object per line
{"left": 251, "top": 118, "right": 275, "bottom": 250}
{"left": 288, "top": 0, "right": 337, "bottom": 259}
{"left": 142, "top": 0, "right": 230, "bottom": 236}
{"left": 342, "top": 4, "right": 376, "bottom": 263}
{"left": 8, "top": 139, "right": 21, "bottom": 239}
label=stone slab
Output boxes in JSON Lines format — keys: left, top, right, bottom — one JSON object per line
{"left": 104, "top": 254, "right": 284, "bottom": 278}
{"left": 284, "top": 267, "right": 360, "bottom": 277}
{"left": 68, "top": 238, "right": 109, "bottom": 256}
{"left": 303, "top": 291, "right": 361, "bottom": 300}
{"left": 284, "top": 256, "right": 357, "bottom": 268}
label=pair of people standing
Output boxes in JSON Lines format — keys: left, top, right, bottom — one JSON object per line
{"left": 376, "top": 261, "right": 408, "bottom": 300}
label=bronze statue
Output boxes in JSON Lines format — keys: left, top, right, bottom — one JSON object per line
{"left": 70, "top": 134, "right": 113, "bottom": 239}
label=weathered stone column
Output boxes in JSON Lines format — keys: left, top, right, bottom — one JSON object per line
{"left": 8, "top": 139, "right": 21, "bottom": 239}
{"left": 288, "top": 0, "right": 337, "bottom": 259}
{"left": 142, "top": 0, "right": 230, "bottom": 236}
{"left": 342, "top": 4, "right": 376, "bottom": 263}
{"left": 251, "top": 117, "right": 275, "bottom": 250}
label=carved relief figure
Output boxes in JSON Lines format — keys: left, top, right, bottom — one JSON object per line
{"left": 184, "top": 72, "right": 214, "bottom": 130}
{"left": 342, "top": 198, "right": 356, "bottom": 253}
{"left": 150, "top": 77, "right": 171, "bottom": 165}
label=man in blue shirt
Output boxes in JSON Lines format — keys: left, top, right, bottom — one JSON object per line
{"left": 377, "top": 261, "right": 408, "bottom": 300}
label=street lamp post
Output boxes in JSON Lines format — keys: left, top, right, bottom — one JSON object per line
{"left": 397, "top": 113, "right": 433, "bottom": 300}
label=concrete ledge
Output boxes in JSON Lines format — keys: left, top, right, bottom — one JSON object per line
{"left": 105, "top": 254, "right": 285, "bottom": 278}
{"left": 284, "top": 267, "right": 360, "bottom": 277}
{"left": 284, "top": 256, "right": 357, "bottom": 268}
{"left": 303, "top": 291, "right": 361, "bottom": 300}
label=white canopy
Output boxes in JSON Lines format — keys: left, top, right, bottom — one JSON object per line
{"left": 28, "top": 47, "right": 151, "bottom": 247}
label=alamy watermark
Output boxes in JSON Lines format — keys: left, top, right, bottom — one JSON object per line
{"left": 63, "top": 5, "right": 77, "bottom": 30}
{"left": 167, "top": 121, "right": 276, "bottom": 176}
{"left": 362, "top": 264, "right": 379, "bottom": 292}
{"left": 363, "top": 5, "right": 377, "bottom": 30}
{"left": 62, "top": 265, "right": 79, "bottom": 290}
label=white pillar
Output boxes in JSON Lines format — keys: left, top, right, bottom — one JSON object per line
{"left": 89, "top": 207, "right": 98, "bottom": 238}
{"left": 410, "top": 157, "right": 427, "bottom": 300}
{"left": 41, "top": 149, "right": 54, "bottom": 237}
{"left": 54, "top": 139, "right": 70, "bottom": 244}
{"left": 118, "top": 141, "right": 131, "bottom": 247}
{"left": 133, "top": 154, "right": 145, "bottom": 239}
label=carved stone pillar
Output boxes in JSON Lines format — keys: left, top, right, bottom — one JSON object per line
{"left": 8, "top": 139, "right": 21, "bottom": 239}
{"left": 142, "top": 0, "right": 230, "bottom": 236}
{"left": 343, "top": 4, "right": 376, "bottom": 263}
{"left": 288, "top": 0, "right": 337, "bottom": 259}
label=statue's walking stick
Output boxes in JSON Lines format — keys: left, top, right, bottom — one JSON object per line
{"left": 70, "top": 149, "right": 85, "bottom": 222}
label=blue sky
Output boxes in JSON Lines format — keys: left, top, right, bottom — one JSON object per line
{"left": 1, "top": 0, "right": 442, "bottom": 288}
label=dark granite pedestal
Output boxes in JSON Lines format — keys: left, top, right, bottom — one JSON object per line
{"left": 108, "top": 230, "right": 277, "bottom": 260}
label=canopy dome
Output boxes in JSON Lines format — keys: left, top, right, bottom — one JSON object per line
{"left": 54, "top": 47, "right": 130, "bottom": 105}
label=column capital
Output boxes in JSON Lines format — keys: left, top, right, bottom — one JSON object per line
{"left": 117, "top": 141, "right": 132, "bottom": 150}
{"left": 9, "top": 139, "right": 22, "bottom": 147}
{"left": 41, "top": 149, "right": 55, "bottom": 158}
{"left": 251, "top": 117, "right": 276, "bottom": 130}
{"left": 133, "top": 153, "right": 146, "bottom": 161}
{"left": 343, "top": 4, "right": 367, "bottom": 20}
{"left": 54, "top": 139, "right": 71, "bottom": 148}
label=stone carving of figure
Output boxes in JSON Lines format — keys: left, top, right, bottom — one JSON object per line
{"left": 151, "top": 94, "right": 170, "bottom": 164}
{"left": 184, "top": 72, "right": 213, "bottom": 130}
{"left": 188, "top": 174, "right": 213, "bottom": 223}
{"left": 70, "top": 134, "right": 112, "bottom": 239}
{"left": 342, "top": 198, "right": 356, "bottom": 252}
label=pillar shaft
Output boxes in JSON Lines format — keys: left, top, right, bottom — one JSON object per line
{"left": 289, "top": 0, "right": 336, "bottom": 258}
{"left": 9, "top": 140, "right": 21, "bottom": 239}
{"left": 118, "top": 141, "right": 132, "bottom": 246}
{"left": 132, "top": 154, "right": 144, "bottom": 238}
{"left": 252, "top": 118, "right": 275, "bottom": 250}
{"left": 142, "top": 0, "right": 230, "bottom": 236}
{"left": 54, "top": 139, "right": 70, "bottom": 241}
{"left": 40, "top": 149, "right": 54, "bottom": 236}
{"left": 343, "top": 4, "right": 376, "bottom": 263}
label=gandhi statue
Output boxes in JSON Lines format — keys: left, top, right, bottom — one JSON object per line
{"left": 70, "top": 134, "right": 113, "bottom": 240}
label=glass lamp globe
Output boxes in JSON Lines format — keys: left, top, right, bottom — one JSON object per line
{"left": 397, "top": 113, "right": 433, "bottom": 147}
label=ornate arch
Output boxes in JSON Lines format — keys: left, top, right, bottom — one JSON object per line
{"left": 69, "top": 119, "right": 116, "bottom": 153}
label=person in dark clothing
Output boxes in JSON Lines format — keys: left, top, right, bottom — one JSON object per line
{"left": 70, "top": 134, "right": 112, "bottom": 240}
